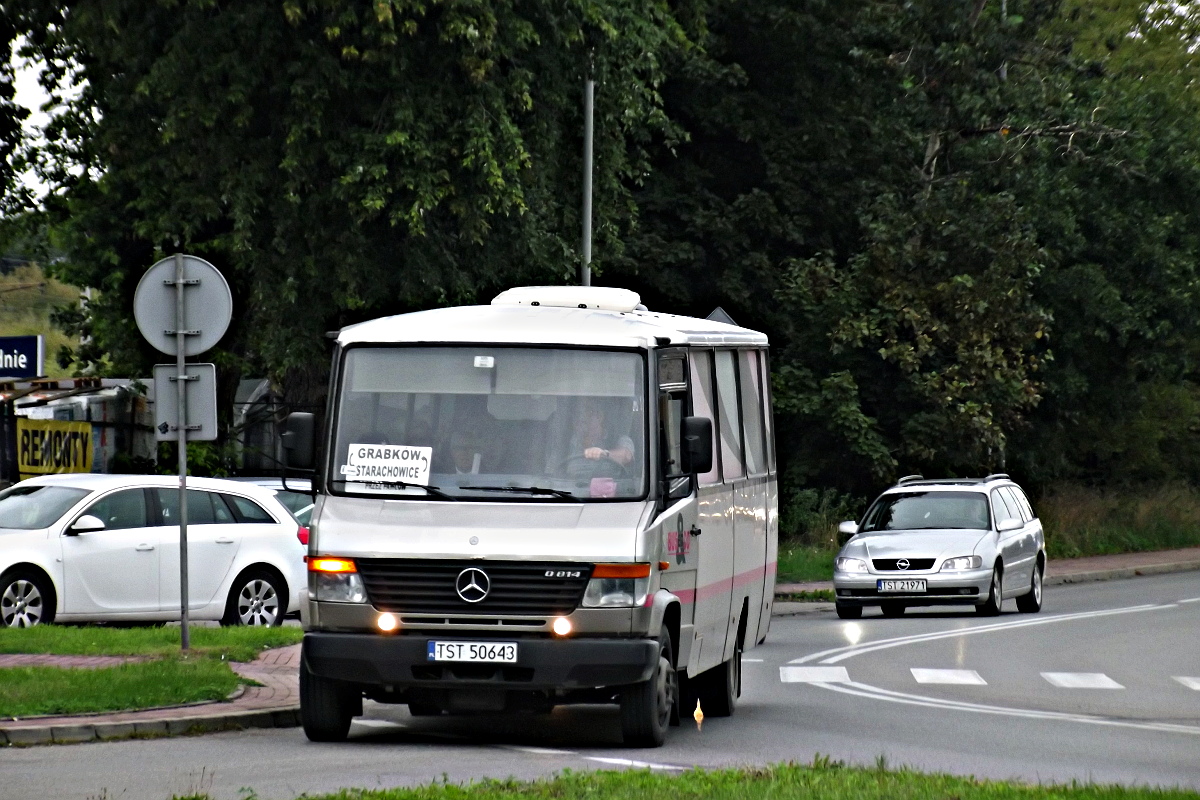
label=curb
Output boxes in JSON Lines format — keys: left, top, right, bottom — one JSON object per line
{"left": 0, "top": 708, "right": 301, "bottom": 747}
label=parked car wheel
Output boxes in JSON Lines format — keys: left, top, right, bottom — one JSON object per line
{"left": 620, "top": 625, "right": 676, "bottom": 747}
{"left": 835, "top": 603, "right": 863, "bottom": 619}
{"left": 1016, "top": 561, "right": 1043, "bottom": 613}
{"left": 976, "top": 566, "right": 1004, "bottom": 616}
{"left": 222, "top": 568, "right": 286, "bottom": 626}
{"left": 0, "top": 569, "right": 55, "bottom": 628}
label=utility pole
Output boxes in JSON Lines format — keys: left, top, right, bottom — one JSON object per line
{"left": 580, "top": 76, "right": 594, "bottom": 287}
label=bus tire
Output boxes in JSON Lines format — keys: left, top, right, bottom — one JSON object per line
{"left": 696, "top": 636, "right": 741, "bottom": 718}
{"left": 620, "top": 625, "right": 676, "bottom": 747}
{"left": 300, "top": 657, "right": 360, "bottom": 742}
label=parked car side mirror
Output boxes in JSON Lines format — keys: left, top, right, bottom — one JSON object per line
{"left": 67, "top": 515, "right": 105, "bottom": 535}
{"left": 281, "top": 412, "right": 316, "bottom": 471}
{"left": 996, "top": 517, "right": 1023, "bottom": 533}
{"left": 680, "top": 416, "right": 713, "bottom": 475}
{"left": 837, "top": 520, "right": 858, "bottom": 544}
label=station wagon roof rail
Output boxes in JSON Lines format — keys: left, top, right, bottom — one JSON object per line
{"left": 334, "top": 286, "right": 769, "bottom": 349}
{"left": 889, "top": 474, "right": 1015, "bottom": 489}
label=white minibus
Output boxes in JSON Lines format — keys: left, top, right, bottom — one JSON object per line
{"left": 283, "top": 286, "right": 778, "bottom": 747}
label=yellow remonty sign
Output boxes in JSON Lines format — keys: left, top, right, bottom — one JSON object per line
{"left": 17, "top": 418, "right": 94, "bottom": 478}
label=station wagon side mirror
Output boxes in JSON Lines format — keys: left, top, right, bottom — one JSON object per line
{"left": 680, "top": 416, "right": 713, "bottom": 475}
{"left": 996, "top": 517, "right": 1022, "bottom": 533}
{"left": 67, "top": 515, "right": 105, "bottom": 535}
{"left": 837, "top": 520, "right": 858, "bottom": 544}
{"left": 281, "top": 412, "right": 316, "bottom": 472}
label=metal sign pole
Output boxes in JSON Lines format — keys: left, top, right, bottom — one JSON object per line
{"left": 580, "top": 77, "right": 594, "bottom": 287}
{"left": 174, "top": 253, "right": 191, "bottom": 651}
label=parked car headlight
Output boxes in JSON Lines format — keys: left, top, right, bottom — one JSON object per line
{"left": 835, "top": 557, "right": 869, "bottom": 573}
{"left": 939, "top": 555, "right": 983, "bottom": 571}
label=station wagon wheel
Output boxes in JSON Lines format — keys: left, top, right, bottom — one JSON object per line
{"left": 620, "top": 625, "right": 676, "bottom": 747}
{"left": 222, "top": 569, "right": 286, "bottom": 627}
{"left": 976, "top": 566, "right": 1003, "bottom": 616}
{"left": 0, "top": 569, "right": 55, "bottom": 628}
{"left": 880, "top": 602, "right": 906, "bottom": 618}
{"left": 1016, "top": 560, "right": 1043, "bottom": 613}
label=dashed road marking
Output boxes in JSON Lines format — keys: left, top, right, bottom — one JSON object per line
{"left": 352, "top": 719, "right": 407, "bottom": 729}
{"left": 780, "top": 666, "right": 851, "bottom": 683}
{"left": 1041, "top": 672, "right": 1124, "bottom": 689}
{"left": 911, "top": 668, "right": 986, "bottom": 685}
{"left": 741, "top": 658, "right": 764, "bottom": 663}
{"left": 1174, "top": 677, "right": 1200, "bottom": 691}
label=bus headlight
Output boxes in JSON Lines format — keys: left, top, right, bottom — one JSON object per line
{"left": 581, "top": 564, "right": 652, "bottom": 608}
{"left": 310, "top": 557, "right": 367, "bottom": 603}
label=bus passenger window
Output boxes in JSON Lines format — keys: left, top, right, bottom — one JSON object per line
{"left": 715, "top": 350, "right": 744, "bottom": 481}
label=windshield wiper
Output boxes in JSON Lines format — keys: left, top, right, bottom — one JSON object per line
{"left": 459, "top": 485, "right": 577, "bottom": 500}
{"left": 335, "top": 479, "right": 457, "bottom": 501}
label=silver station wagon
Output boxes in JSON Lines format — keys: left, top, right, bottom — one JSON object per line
{"left": 833, "top": 474, "right": 1045, "bottom": 619}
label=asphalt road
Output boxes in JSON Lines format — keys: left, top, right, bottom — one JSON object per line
{"left": 4, "top": 572, "right": 1198, "bottom": 800}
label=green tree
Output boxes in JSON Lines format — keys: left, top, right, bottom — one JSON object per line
{"left": 4, "top": 0, "right": 693, "bottom": 412}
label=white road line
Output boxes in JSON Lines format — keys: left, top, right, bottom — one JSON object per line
{"left": 788, "top": 604, "right": 1172, "bottom": 666}
{"left": 1042, "top": 672, "right": 1124, "bottom": 689}
{"left": 1180, "top": 598, "right": 1200, "bottom": 604}
{"left": 816, "top": 680, "right": 1200, "bottom": 736}
{"left": 741, "top": 658, "right": 764, "bottom": 663}
{"left": 780, "top": 666, "right": 851, "bottom": 683}
{"left": 499, "top": 745, "right": 574, "bottom": 755}
{"left": 352, "top": 719, "right": 407, "bottom": 729}
{"left": 1174, "top": 677, "right": 1200, "bottom": 691}
{"left": 584, "top": 757, "right": 685, "bottom": 771}
{"left": 911, "top": 668, "right": 986, "bottom": 685}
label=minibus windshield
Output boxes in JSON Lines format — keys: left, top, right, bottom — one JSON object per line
{"left": 330, "top": 347, "right": 647, "bottom": 501}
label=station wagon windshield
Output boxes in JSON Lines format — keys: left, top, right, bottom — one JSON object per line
{"left": 860, "top": 491, "right": 990, "bottom": 532}
{"left": 330, "top": 347, "right": 647, "bottom": 500}
{"left": 0, "top": 485, "right": 90, "bottom": 529}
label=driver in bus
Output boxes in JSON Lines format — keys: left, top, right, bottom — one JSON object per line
{"left": 569, "top": 397, "right": 634, "bottom": 468}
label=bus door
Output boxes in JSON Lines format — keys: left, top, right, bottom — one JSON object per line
{"left": 654, "top": 350, "right": 700, "bottom": 665}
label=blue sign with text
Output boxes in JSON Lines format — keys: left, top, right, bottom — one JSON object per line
{"left": 0, "top": 335, "right": 45, "bottom": 379}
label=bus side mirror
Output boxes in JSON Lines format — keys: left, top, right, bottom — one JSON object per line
{"left": 281, "top": 412, "right": 316, "bottom": 471}
{"left": 680, "top": 416, "right": 713, "bottom": 475}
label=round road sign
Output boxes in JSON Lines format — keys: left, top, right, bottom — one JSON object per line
{"left": 133, "top": 255, "right": 233, "bottom": 356}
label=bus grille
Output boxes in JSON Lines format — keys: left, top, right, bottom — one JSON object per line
{"left": 355, "top": 559, "right": 593, "bottom": 616}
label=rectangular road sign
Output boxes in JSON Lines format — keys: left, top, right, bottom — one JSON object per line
{"left": 153, "top": 363, "right": 218, "bottom": 441}
{"left": 0, "top": 335, "right": 44, "bottom": 379}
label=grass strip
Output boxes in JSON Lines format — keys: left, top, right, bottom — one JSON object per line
{"left": 777, "top": 544, "right": 836, "bottom": 583}
{"left": 0, "top": 624, "right": 302, "bottom": 661}
{"left": 173, "top": 761, "right": 1200, "bottom": 800}
{"left": 0, "top": 656, "right": 242, "bottom": 718}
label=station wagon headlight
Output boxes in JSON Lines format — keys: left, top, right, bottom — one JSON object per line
{"left": 582, "top": 564, "right": 651, "bottom": 608}
{"left": 939, "top": 555, "right": 982, "bottom": 572}
{"left": 310, "top": 557, "right": 367, "bottom": 603}
{"left": 834, "top": 557, "right": 869, "bottom": 574}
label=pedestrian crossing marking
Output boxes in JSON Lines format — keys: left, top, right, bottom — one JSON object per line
{"left": 911, "top": 668, "right": 987, "bottom": 685}
{"left": 1174, "top": 677, "right": 1200, "bottom": 691}
{"left": 1041, "top": 672, "right": 1124, "bottom": 689}
{"left": 780, "top": 666, "right": 851, "bottom": 683}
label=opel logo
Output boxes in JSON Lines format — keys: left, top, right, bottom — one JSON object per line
{"left": 896, "top": 558, "right": 911, "bottom": 571}
{"left": 455, "top": 568, "right": 490, "bottom": 603}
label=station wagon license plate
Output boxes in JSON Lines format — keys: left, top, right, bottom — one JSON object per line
{"left": 427, "top": 641, "right": 518, "bottom": 663}
{"left": 877, "top": 579, "right": 926, "bottom": 593}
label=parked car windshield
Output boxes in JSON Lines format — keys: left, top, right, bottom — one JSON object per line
{"left": 0, "top": 484, "right": 91, "bottom": 529}
{"left": 860, "top": 491, "right": 990, "bottom": 532}
{"left": 330, "top": 346, "right": 647, "bottom": 500}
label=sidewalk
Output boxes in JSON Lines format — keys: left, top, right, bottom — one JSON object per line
{"left": 3, "top": 547, "right": 1198, "bottom": 747}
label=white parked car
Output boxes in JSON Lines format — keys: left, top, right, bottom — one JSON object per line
{"left": 0, "top": 474, "right": 307, "bottom": 627}
{"left": 833, "top": 474, "right": 1045, "bottom": 619}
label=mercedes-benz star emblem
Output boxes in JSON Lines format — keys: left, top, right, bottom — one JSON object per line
{"left": 896, "top": 558, "right": 911, "bottom": 571}
{"left": 455, "top": 568, "right": 490, "bottom": 603}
